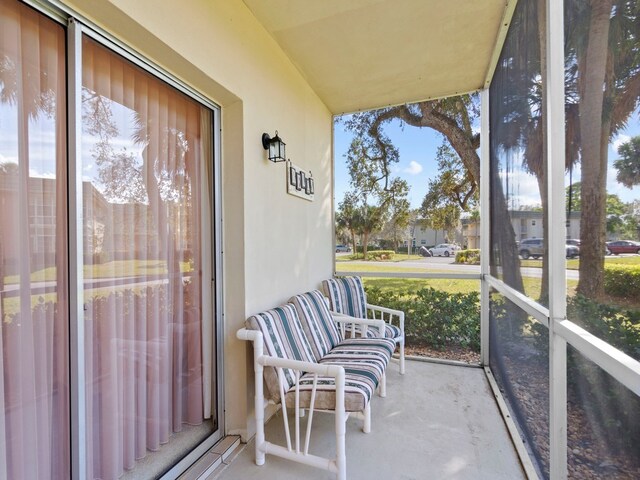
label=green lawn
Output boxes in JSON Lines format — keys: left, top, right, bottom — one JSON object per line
{"left": 336, "top": 262, "right": 450, "bottom": 274}
{"left": 521, "top": 255, "right": 640, "bottom": 270}
{"left": 3, "top": 259, "right": 193, "bottom": 285}
{"left": 337, "top": 259, "right": 578, "bottom": 300}
{"left": 360, "top": 275, "right": 577, "bottom": 300}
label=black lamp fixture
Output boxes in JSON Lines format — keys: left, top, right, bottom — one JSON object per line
{"left": 262, "top": 131, "right": 286, "bottom": 163}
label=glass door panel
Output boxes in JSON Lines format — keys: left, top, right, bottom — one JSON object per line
{"left": 81, "top": 36, "right": 215, "bottom": 480}
{"left": 0, "top": 1, "right": 69, "bottom": 478}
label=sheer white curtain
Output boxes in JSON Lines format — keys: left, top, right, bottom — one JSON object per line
{"left": 81, "top": 37, "right": 208, "bottom": 479}
{"left": 0, "top": 1, "right": 69, "bottom": 479}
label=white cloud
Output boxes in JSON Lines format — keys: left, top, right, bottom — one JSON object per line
{"left": 612, "top": 134, "right": 630, "bottom": 153}
{"left": 29, "top": 169, "right": 56, "bottom": 179}
{"left": 403, "top": 160, "right": 423, "bottom": 175}
{"left": 498, "top": 169, "right": 542, "bottom": 209}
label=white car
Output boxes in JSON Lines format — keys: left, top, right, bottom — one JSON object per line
{"left": 429, "top": 243, "right": 460, "bottom": 257}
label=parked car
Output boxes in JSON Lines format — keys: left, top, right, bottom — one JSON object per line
{"left": 566, "top": 238, "right": 611, "bottom": 256}
{"left": 565, "top": 244, "right": 580, "bottom": 258}
{"left": 606, "top": 240, "right": 640, "bottom": 255}
{"left": 335, "top": 244, "right": 351, "bottom": 253}
{"left": 418, "top": 245, "right": 432, "bottom": 257}
{"left": 518, "top": 238, "right": 579, "bottom": 259}
{"left": 429, "top": 243, "right": 460, "bottom": 257}
{"left": 518, "top": 238, "right": 543, "bottom": 259}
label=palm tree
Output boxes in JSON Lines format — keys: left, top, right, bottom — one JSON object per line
{"left": 566, "top": 0, "right": 640, "bottom": 298}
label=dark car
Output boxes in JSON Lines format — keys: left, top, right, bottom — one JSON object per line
{"left": 567, "top": 238, "right": 612, "bottom": 255}
{"left": 519, "top": 238, "right": 579, "bottom": 259}
{"left": 418, "top": 245, "right": 432, "bottom": 257}
{"left": 606, "top": 240, "right": 640, "bottom": 255}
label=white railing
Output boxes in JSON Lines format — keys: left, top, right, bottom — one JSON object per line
{"left": 333, "top": 268, "right": 640, "bottom": 480}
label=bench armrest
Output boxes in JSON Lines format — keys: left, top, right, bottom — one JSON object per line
{"left": 330, "top": 313, "right": 386, "bottom": 338}
{"left": 237, "top": 328, "right": 345, "bottom": 378}
{"left": 366, "top": 303, "right": 405, "bottom": 332}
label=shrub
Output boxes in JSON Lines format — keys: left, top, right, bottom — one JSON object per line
{"left": 604, "top": 264, "right": 640, "bottom": 299}
{"left": 533, "top": 295, "right": 640, "bottom": 457}
{"left": 455, "top": 249, "right": 480, "bottom": 265}
{"left": 365, "top": 286, "right": 480, "bottom": 351}
{"left": 567, "top": 295, "right": 640, "bottom": 360}
{"left": 366, "top": 250, "right": 395, "bottom": 260}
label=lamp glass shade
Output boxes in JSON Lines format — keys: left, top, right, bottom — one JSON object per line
{"left": 269, "top": 133, "right": 286, "bottom": 162}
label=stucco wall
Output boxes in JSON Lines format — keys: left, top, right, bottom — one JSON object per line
{"left": 62, "top": 0, "right": 334, "bottom": 438}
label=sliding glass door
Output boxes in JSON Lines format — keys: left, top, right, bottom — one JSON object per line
{"left": 80, "top": 36, "right": 216, "bottom": 480}
{"left": 0, "top": 1, "right": 220, "bottom": 478}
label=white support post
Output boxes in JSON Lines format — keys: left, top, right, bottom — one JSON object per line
{"left": 546, "top": 0, "right": 568, "bottom": 478}
{"left": 68, "top": 18, "right": 86, "bottom": 480}
{"left": 480, "top": 88, "right": 491, "bottom": 367}
{"left": 242, "top": 330, "right": 266, "bottom": 466}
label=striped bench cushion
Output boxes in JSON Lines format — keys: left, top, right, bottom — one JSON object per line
{"left": 322, "top": 277, "right": 367, "bottom": 319}
{"left": 289, "top": 290, "right": 343, "bottom": 359}
{"left": 284, "top": 338, "right": 395, "bottom": 412}
{"left": 246, "top": 305, "right": 317, "bottom": 402}
{"left": 364, "top": 323, "right": 403, "bottom": 340}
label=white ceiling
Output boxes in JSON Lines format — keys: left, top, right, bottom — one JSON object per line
{"left": 242, "top": 0, "right": 511, "bottom": 114}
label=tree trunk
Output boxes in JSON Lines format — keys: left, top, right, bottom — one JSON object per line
{"left": 363, "top": 232, "right": 369, "bottom": 260}
{"left": 350, "top": 229, "right": 357, "bottom": 256}
{"left": 536, "top": 0, "right": 549, "bottom": 305}
{"left": 577, "top": 0, "right": 613, "bottom": 299}
{"left": 490, "top": 175, "right": 526, "bottom": 293}
{"left": 142, "top": 146, "right": 182, "bottom": 313}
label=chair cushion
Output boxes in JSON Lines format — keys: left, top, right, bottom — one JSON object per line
{"left": 284, "top": 337, "right": 395, "bottom": 412}
{"left": 246, "top": 305, "right": 317, "bottom": 402}
{"left": 322, "top": 277, "right": 367, "bottom": 319}
{"left": 289, "top": 290, "right": 343, "bottom": 359}
{"left": 364, "top": 323, "right": 403, "bottom": 341}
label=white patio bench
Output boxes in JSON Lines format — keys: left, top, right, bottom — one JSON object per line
{"left": 237, "top": 289, "right": 396, "bottom": 480}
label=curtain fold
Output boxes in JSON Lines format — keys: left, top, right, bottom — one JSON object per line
{"left": 0, "top": 1, "right": 68, "bottom": 479}
{"left": 81, "top": 36, "right": 206, "bottom": 480}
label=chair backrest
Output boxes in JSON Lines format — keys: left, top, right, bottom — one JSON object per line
{"left": 321, "top": 277, "right": 367, "bottom": 319}
{"left": 289, "top": 290, "right": 343, "bottom": 359}
{"left": 246, "top": 304, "right": 317, "bottom": 401}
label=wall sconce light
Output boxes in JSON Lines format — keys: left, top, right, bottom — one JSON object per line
{"left": 261, "top": 131, "right": 286, "bottom": 163}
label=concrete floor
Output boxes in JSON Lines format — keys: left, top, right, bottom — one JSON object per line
{"left": 211, "top": 360, "right": 525, "bottom": 480}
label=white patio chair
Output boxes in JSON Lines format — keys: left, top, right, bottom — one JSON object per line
{"left": 322, "top": 276, "right": 406, "bottom": 374}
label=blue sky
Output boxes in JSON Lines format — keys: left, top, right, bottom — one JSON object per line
{"left": 334, "top": 116, "right": 446, "bottom": 210}
{"left": 333, "top": 111, "right": 640, "bottom": 211}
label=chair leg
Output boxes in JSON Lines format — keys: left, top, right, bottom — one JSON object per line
{"left": 378, "top": 372, "right": 386, "bottom": 398}
{"left": 336, "top": 403, "right": 347, "bottom": 480}
{"left": 254, "top": 368, "right": 266, "bottom": 466}
{"left": 363, "top": 402, "right": 371, "bottom": 433}
{"left": 399, "top": 338, "right": 405, "bottom": 375}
